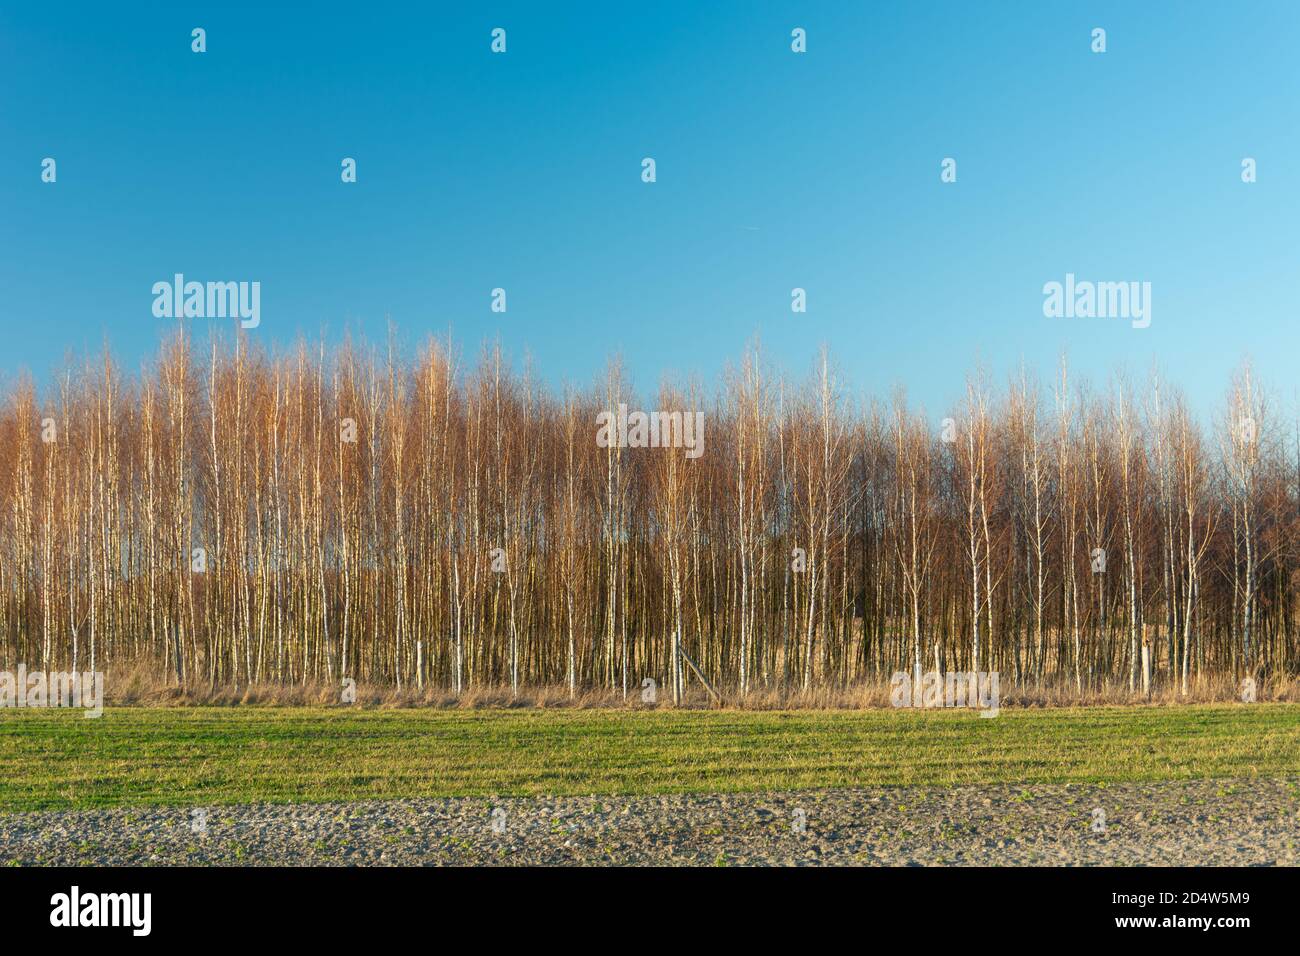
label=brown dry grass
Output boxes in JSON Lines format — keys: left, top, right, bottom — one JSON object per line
{"left": 99, "top": 660, "right": 1300, "bottom": 710}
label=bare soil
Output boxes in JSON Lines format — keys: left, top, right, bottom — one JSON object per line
{"left": 3, "top": 777, "right": 1296, "bottom": 866}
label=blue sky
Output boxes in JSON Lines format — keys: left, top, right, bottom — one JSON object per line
{"left": 2, "top": 1, "right": 1298, "bottom": 419}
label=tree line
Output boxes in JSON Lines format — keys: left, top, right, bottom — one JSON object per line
{"left": 0, "top": 329, "right": 1294, "bottom": 702}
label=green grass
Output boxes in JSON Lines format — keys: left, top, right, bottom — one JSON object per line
{"left": 0, "top": 703, "right": 1296, "bottom": 811}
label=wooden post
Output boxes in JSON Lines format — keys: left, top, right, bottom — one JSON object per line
{"left": 1141, "top": 641, "right": 1151, "bottom": 699}
{"left": 676, "top": 641, "right": 722, "bottom": 706}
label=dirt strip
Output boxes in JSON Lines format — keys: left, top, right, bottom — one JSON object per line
{"left": 2, "top": 777, "right": 1296, "bottom": 866}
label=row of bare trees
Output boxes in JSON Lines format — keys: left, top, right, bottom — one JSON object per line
{"left": 0, "top": 330, "right": 1295, "bottom": 700}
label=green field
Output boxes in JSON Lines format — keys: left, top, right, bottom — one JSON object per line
{"left": 0, "top": 704, "right": 1296, "bottom": 811}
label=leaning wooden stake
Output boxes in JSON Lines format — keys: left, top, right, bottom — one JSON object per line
{"left": 677, "top": 641, "right": 722, "bottom": 706}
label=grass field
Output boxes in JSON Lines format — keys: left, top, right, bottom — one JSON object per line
{"left": 0, "top": 704, "right": 1296, "bottom": 812}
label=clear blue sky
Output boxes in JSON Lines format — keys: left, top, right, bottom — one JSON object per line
{"left": 3, "top": 1, "right": 1298, "bottom": 419}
